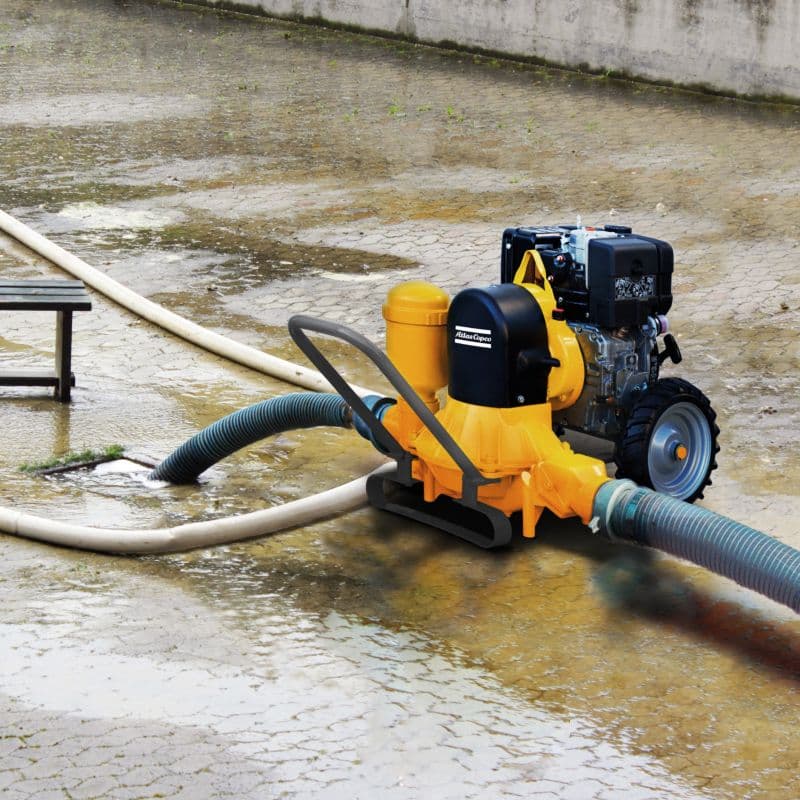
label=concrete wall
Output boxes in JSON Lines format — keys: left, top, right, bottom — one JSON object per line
{"left": 200, "top": 0, "right": 800, "bottom": 101}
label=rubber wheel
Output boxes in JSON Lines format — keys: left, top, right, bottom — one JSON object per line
{"left": 615, "top": 377, "right": 720, "bottom": 503}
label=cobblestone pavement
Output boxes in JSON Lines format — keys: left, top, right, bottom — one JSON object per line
{"left": 1, "top": 540, "right": 722, "bottom": 800}
{"left": 1, "top": 0, "right": 800, "bottom": 798}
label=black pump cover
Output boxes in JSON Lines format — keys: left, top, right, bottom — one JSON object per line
{"left": 448, "top": 284, "right": 553, "bottom": 408}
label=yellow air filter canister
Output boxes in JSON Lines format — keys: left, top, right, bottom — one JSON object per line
{"left": 383, "top": 281, "right": 449, "bottom": 409}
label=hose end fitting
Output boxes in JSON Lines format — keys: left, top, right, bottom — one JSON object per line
{"left": 353, "top": 395, "right": 397, "bottom": 453}
{"left": 590, "top": 478, "right": 800, "bottom": 614}
{"left": 590, "top": 479, "right": 639, "bottom": 541}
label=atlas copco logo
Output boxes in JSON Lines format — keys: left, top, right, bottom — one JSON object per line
{"left": 454, "top": 325, "right": 492, "bottom": 349}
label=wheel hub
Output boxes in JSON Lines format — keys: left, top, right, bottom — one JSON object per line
{"left": 672, "top": 442, "right": 688, "bottom": 461}
{"left": 648, "top": 402, "right": 712, "bottom": 499}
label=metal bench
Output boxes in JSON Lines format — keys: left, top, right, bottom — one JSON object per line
{"left": 0, "top": 279, "right": 92, "bottom": 402}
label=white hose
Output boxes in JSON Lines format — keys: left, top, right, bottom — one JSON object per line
{"left": 0, "top": 464, "right": 393, "bottom": 554}
{"left": 0, "top": 208, "right": 390, "bottom": 553}
{"left": 0, "top": 208, "right": 372, "bottom": 396}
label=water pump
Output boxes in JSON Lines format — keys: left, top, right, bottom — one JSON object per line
{"left": 146, "top": 221, "right": 800, "bottom": 613}
{"left": 4, "top": 207, "right": 797, "bottom": 614}
{"left": 289, "top": 223, "right": 720, "bottom": 548}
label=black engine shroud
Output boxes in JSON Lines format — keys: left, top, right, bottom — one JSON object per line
{"left": 500, "top": 225, "right": 673, "bottom": 328}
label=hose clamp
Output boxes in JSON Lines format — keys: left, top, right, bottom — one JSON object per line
{"left": 590, "top": 479, "right": 638, "bottom": 540}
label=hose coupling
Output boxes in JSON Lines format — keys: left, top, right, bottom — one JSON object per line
{"left": 352, "top": 395, "right": 397, "bottom": 452}
{"left": 589, "top": 479, "right": 640, "bottom": 541}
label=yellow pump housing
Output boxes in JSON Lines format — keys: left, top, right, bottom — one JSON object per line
{"left": 380, "top": 251, "right": 610, "bottom": 539}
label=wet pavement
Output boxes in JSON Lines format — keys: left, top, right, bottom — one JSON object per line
{"left": 1, "top": 0, "right": 800, "bottom": 797}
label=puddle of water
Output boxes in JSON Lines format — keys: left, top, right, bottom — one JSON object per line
{"left": 147, "top": 516, "right": 800, "bottom": 800}
{"left": 0, "top": 587, "right": 712, "bottom": 799}
{"left": 56, "top": 201, "right": 181, "bottom": 230}
{"left": 0, "top": 92, "right": 209, "bottom": 126}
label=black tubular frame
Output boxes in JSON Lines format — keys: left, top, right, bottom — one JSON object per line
{"left": 288, "top": 314, "right": 498, "bottom": 503}
{"left": 288, "top": 315, "right": 512, "bottom": 548}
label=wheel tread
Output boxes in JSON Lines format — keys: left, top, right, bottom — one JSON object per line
{"left": 614, "top": 377, "right": 719, "bottom": 503}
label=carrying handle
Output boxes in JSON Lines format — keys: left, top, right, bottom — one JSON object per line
{"left": 514, "top": 249, "right": 554, "bottom": 297}
{"left": 288, "top": 315, "right": 497, "bottom": 503}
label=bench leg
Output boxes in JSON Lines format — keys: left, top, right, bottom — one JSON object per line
{"left": 55, "top": 310, "right": 73, "bottom": 402}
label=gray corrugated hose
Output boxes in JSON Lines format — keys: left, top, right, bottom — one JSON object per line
{"left": 150, "top": 393, "right": 352, "bottom": 483}
{"left": 593, "top": 480, "right": 800, "bottom": 613}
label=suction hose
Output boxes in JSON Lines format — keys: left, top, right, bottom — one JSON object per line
{"left": 150, "top": 392, "right": 352, "bottom": 483}
{"left": 0, "top": 209, "right": 381, "bottom": 553}
{"left": 593, "top": 480, "right": 800, "bottom": 613}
